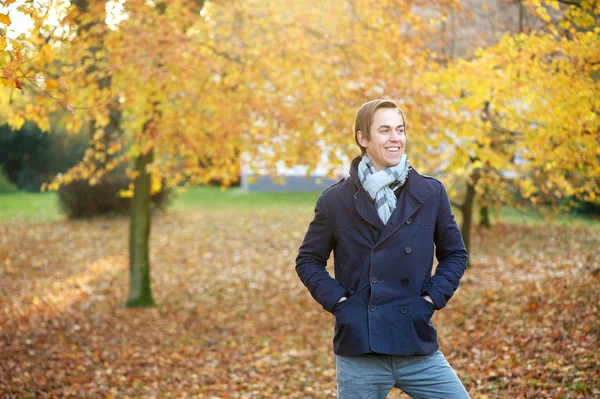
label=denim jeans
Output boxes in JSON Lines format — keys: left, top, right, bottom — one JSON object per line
{"left": 335, "top": 350, "right": 470, "bottom": 399}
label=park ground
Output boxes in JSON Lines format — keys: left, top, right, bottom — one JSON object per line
{"left": 0, "top": 189, "right": 598, "bottom": 398}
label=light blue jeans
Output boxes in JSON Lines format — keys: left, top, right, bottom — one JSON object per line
{"left": 335, "top": 350, "right": 470, "bottom": 399}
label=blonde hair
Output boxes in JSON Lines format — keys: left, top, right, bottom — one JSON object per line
{"left": 354, "top": 99, "right": 407, "bottom": 155}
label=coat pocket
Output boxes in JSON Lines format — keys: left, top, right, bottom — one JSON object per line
{"left": 412, "top": 295, "right": 437, "bottom": 343}
{"left": 418, "top": 294, "right": 436, "bottom": 314}
{"left": 332, "top": 285, "right": 365, "bottom": 314}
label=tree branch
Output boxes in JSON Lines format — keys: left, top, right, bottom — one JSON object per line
{"left": 196, "top": 41, "right": 245, "bottom": 65}
{"left": 481, "top": 100, "right": 522, "bottom": 142}
{"left": 450, "top": 199, "right": 464, "bottom": 210}
{"left": 557, "top": 0, "right": 583, "bottom": 8}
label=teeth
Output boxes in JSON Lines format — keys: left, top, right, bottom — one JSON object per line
{"left": 386, "top": 147, "right": 399, "bottom": 152}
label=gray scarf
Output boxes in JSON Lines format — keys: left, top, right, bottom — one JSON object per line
{"left": 358, "top": 153, "right": 411, "bottom": 224}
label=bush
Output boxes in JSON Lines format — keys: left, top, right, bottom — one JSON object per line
{"left": 0, "top": 167, "right": 18, "bottom": 193}
{"left": 0, "top": 123, "right": 88, "bottom": 192}
{"left": 58, "top": 176, "right": 171, "bottom": 219}
{"left": 564, "top": 196, "right": 600, "bottom": 217}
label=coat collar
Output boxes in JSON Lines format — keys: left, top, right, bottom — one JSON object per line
{"left": 348, "top": 155, "right": 434, "bottom": 205}
{"left": 348, "top": 155, "right": 435, "bottom": 240}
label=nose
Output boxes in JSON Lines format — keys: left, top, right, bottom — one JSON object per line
{"left": 390, "top": 130, "right": 402, "bottom": 141}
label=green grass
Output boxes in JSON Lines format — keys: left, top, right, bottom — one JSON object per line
{"left": 169, "top": 186, "right": 320, "bottom": 211}
{"left": 0, "top": 187, "right": 598, "bottom": 228}
{"left": 488, "top": 205, "right": 600, "bottom": 228}
{"left": 0, "top": 191, "right": 63, "bottom": 221}
{"left": 0, "top": 187, "right": 322, "bottom": 221}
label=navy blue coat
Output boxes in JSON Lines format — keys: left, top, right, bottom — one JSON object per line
{"left": 296, "top": 157, "right": 468, "bottom": 356}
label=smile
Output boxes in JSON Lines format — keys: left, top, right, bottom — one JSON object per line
{"left": 385, "top": 147, "right": 401, "bottom": 152}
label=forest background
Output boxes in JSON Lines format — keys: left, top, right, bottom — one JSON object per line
{"left": 1, "top": 0, "right": 599, "bottom": 397}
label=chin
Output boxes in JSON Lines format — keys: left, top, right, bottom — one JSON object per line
{"left": 385, "top": 156, "right": 402, "bottom": 166}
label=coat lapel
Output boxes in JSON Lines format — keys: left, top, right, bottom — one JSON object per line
{"left": 354, "top": 188, "right": 385, "bottom": 231}
{"left": 375, "top": 169, "right": 435, "bottom": 246}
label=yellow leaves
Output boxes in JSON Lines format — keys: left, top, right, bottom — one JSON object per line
{"left": 541, "top": 12, "right": 551, "bottom": 23}
{"left": 571, "top": 10, "right": 596, "bottom": 29}
{"left": 8, "top": 112, "right": 24, "bottom": 130}
{"left": 93, "top": 129, "right": 105, "bottom": 141}
{"left": 2, "top": 66, "right": 16, "bottom": 81}
{"left": 58, "top": 100, "right": 75, "bottom": 114}
{"left": 528, "top": 0, "right": 551, "bottom": 23}
{"left": 119, "top": 187, "right": 134, "bottom": 198}
{"left": 39, "top": 44, "right": 54, "bottom": 63}
{"left": 45, "top": 79, "right": 59, "bottom": 90}
{"left": 471, "top": 160, "right": 484, "bottom": 171}
{"left": 125, "top": 168, "right": 140, "bottom": 181}
{"left": 107, "top": 142, "right": 122, "bottom": 155}
{"left": 94, "top": 152, "right": 106, "bottom": 163}
{"left": 0, "top": 13, "right": 10, "bottom": 25}
{"left": 58, "top": 77, "right": 69, "bottom": 91}
{"left": 83, "top": 148, "right": 94, "bottom": 161}
{"left": 558, "top": 19, "right": 572, "bottom": 30}
{"left": 424, "top": 9, "right": 600, "bottom": 207}
{"left": 1, "top": 66, "right": 22, "bottom": 91}
{"left": 0, "top": 36, "right": 6, "bottom": 52}
{"left": 150, "top": 173, "right": 162, "bottom": 195}
{"left": 585, "top": 191, "right": 596, "bottom": 202}
{"left": 520, "top": 180, "right": 538, "bottom": 199}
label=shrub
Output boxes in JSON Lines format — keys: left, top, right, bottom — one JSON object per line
{"left": 564, "top": 196, "right": 600, "bottom": 217}
{"left": 0, "top": 167, "right": 18, "bottom": 193}
{"left": 0, "top": 123, "right": 88, "bottom": 192}
{"left": 58, "top": 175, "right": 171, "bottom": 219}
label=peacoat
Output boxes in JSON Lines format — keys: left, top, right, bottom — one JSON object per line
{"left": 296, "top": 156, "right": 468, "bottom": 356}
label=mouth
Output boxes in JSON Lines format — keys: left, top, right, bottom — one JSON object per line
{"left": 385, "top": 147, "right": 401, "bottom": 153}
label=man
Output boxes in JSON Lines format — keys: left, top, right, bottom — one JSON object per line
{"left": 296, "top": 99, "right": 470, "bottom": 398}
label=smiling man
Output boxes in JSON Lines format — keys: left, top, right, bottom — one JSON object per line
{"left": 296, "top": 99, "right": 470, "bottom": 398}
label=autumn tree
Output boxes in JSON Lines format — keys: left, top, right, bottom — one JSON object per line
{"left": 6, "top": 0, "right": 593, "bottom": 298}
{"left": 421, "top": 0, "right": 600, "bottom": 256}
{"left": 4, "top": 0, "right": 462, "bottom": 301}
{"left": 2, "top": 0, "right": 249, "bottom": 306}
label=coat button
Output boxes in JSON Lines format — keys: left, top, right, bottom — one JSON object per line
{"left": 404, "top": 246, "right": 412, "bottom": 254}
{"left": 406, "top": 218, "right": 412, "bottom": 224}
{"left": 402, "top": 278, "right": 409, "bottom": 285}
{"left": 400, "top": 307, "right": 408, "bottom": 314}
{"left": 369, "top": 305, "right": 376, "bottom": 311}
{"left": 373, "top": 246, "right": 381, "bottom": 252}
{"left": 371, "top": 277, "right": 378, "bottom": 284}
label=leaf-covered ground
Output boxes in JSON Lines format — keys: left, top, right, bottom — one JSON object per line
{"left": 1, "top": 210, "right": 598, "bottom": 398}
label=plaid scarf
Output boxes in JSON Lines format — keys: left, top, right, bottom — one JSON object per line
{"left": 358, "top": 153, "right": 411, "bottom": 224}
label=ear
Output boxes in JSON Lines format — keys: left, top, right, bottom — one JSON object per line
{"left": 357, "top": 131, "right": 369, "bottom": 148}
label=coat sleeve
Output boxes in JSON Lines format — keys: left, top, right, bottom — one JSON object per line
{"left": 423, "top": 183, "right": 468, "bottom": 310}
{"left": 296, "top": 197, "right": 348, "bottom": 313}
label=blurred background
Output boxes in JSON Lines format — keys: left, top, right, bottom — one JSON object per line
{"left": 0, "top": 0, "right": 598, "bottom": 398}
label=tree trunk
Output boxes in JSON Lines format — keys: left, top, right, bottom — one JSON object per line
{"left": 461, "top": 181, "right": 477, "bottom": 268}
{"left": 480, "top": 205, "right": 491, "bottom": 229}
{"left": 518, "top": 0, "right": 525, "bottom": 33}
{"left": 125, "top": 0, "right": 205, "bottom": 307}
{"left": 126, "top": 149, "right": 155, "bottom": 307}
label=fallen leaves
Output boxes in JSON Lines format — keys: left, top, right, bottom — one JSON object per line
{"left": 0, "top": 211, "right": 598, "bottom": 398}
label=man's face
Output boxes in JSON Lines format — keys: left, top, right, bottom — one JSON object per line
{"left": 357, "top": 107, "right": 406, "bottom": 171}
